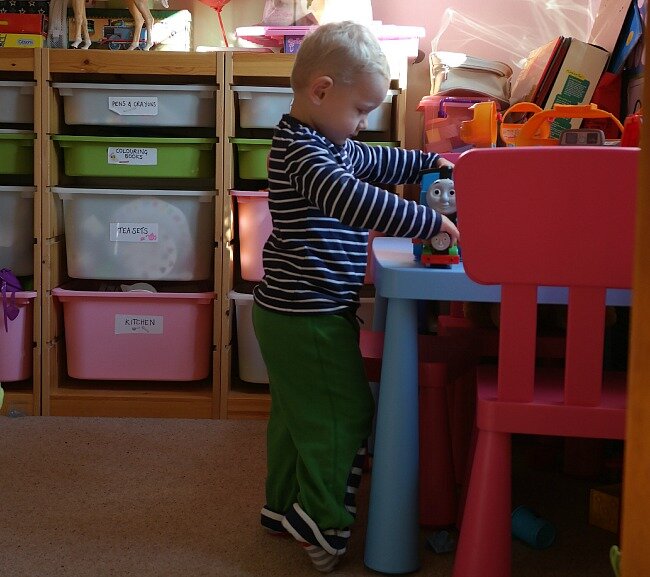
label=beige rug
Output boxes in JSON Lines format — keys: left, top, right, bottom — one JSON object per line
{"left": 0, "top": 417, "right": 617, "bottom": 576}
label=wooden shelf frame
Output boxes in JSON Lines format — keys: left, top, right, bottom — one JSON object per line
{"left": 40, "top": 49, "right": 225, "bottom": 419}
{"left": 0, "top": 48, "right": 43, "bottom": 417}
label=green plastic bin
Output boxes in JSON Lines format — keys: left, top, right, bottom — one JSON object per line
{"left": 53, "top": 135, "right": 217, "bottom": 178}
{"left": 231, "top": 138, "right": 398, "bottom": 180}
{"left": 231, "top": 138, "right": 272, "bottom": 180}
{"left": 0, "top": 131, "right": 35, "bottom": 175}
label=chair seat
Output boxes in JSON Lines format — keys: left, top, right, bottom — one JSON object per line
{"left": 476, "top": 365, "right": 627, "bottom": 439}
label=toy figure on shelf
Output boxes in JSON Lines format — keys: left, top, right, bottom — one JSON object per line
{"left": 413, "top": 166, "right": 460, "bottom": 267}
{"left": 70, "top": 0, "right": 91, "bottom": 49}
{"left": 124, "top": 0, "right": 156, "bottom": 50}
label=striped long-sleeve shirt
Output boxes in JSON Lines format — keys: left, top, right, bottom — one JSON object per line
{"left": 253, "top": 114, "right": 443, "bottom": 315}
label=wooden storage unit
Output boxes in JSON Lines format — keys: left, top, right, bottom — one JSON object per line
{"left": 41, "top": 50, "right": 224, "bottom": 418}
{"left": 0, "top": 48, "right": 43, "bottom": 417}
{"left": 220, "top": 52, "right": 408, "bottom": 419}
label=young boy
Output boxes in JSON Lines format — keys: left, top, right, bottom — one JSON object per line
{"left": 252, "top": 20, "right": 459, "bottom": 573}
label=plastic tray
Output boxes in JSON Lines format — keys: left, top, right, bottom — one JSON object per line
{"left": 0, "top": 130, "right": 35, "bottom": 175}
{"left": 53, "top": 187, "right": 216, "bottom": 280}
{"left": 0, "top": 81, "right": 36, "bottom": 124}
{"left": 231, "top": 138, "right": 398, "bottom": 180}
{"left": 0, "top": 186, "right": 36, "bottom": 276}
{"left": 231, "top": 190, "right": 271, "bottom": 281}
{"left": 53, "top": 135, "right": 216, "bottom": 178}
{"left": 53, "top": 82, "right": 217, "bottom": 127}
{"left": 233, "top": 85, "right": 397, "bottom": 130}
{"left": 0, "top": 291, "right": 36, "bottom": 382}
{"left": 52, "top": 285, "right": 215, "bottom": 381}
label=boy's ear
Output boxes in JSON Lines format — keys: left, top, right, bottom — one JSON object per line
{"left": 308, "top": 75, "right": 334, "bottom": 105}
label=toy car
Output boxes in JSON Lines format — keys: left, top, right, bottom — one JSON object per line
{"left": 413, "top": 166, "right": 460, "bottom": 267}
{"left": 101, "top": 22, "right": 147, "bottom": 50}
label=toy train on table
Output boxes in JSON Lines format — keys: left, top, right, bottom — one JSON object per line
{"left": 413, "top": 166, "right": 460, "bottom": 267}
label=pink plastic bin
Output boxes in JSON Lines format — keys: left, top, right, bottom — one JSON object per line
{"left": 232, "top": 190, "right": 272, "bottom": 281}
{"left": 233, "top": 190, "right": 385, "bottom": 284}
{"left": 0, "top": 290, "right": 36, "bottom": 381}
{"left": 52, "top": 286, "right": 214, "bottom": 381}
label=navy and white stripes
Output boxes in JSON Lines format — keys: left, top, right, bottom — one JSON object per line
{"left": 254, "top": 114, "right": 443, "bottom": 315}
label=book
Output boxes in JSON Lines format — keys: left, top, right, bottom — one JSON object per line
{"left": 509, "top": 37, "right": 610, "bottom": 136}
{"left": 589, "top": 0, "right": 634, "bottom": 53}
{"left": 607, "top": 0, "right": 643, "bottom": 74}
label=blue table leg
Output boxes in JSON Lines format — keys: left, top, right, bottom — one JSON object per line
{"left": 364, "top": 297, "right": 420, "bottom": 573}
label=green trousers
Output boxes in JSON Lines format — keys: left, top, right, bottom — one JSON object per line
{"left": 252, "top": 303, "right": 374, "bottom": 530}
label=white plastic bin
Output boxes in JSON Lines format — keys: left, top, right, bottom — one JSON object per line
{"left": 230, "top": 290, "right": 269, "bottom": 384}
{"left": 229, "top": 291, "right": 374, "bottom": 385}
{"left": 0, "top": 81, "right": 35, "bottom": 124}
{"left": 0, "top": 186, "right": 35, "bottom": 276}
{"left": 53, "top": 83, "right": 217, "bottom": 127}
{"left": 231, "top": 190, "right": 271, "bottom": 281}
{"left": 233, "top": 85, "right": 398, "bottom": 131}
{"left": 234, "top": 86, "right": 293, "bottom": 129}
{"left": 53, "top": 187, "right": 215, "bottom": 280}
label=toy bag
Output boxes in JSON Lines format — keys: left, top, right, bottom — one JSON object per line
{"left": 1, "top": 268, "right": 22, "bottom": 332}
{"left": 430, "top": 52, "right": 513, "bottom": 110}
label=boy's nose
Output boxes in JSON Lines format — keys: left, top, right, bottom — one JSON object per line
{"left": 358, "top": 117, "right": 368, "bottom": 130}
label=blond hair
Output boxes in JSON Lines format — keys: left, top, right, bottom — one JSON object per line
{"left": 291, "top": 21, "right": 390, "bottom": 90}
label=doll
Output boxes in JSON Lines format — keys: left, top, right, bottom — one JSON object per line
{"left": 70, "top": 0, "right": 91, "bottom": 49}
{"left": 124, "top": 0, "right": 155, "bottom": 50}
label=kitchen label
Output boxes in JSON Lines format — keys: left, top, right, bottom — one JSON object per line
{"left": 110, "top": 222, "right": 159, "bottom": 243}
{"left": 108, "top": 147, "right": 158, "bottom": 165}
{"left": 108, "top": 96, "right": 159, "bottom": 116}
{"left": 115, "top": 314, "right": 164, "bottom": 335}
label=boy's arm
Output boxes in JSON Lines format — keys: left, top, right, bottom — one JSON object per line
{"left": 346, "top": 141, "right": 442, "bottom": 185}
{"left": 286, "top": 141, "right": 442, "bottom": 239}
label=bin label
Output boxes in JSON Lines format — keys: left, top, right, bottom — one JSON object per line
{"left": 108, "top": 147, "right": 158, "bottom": 165}
{"left": 115, "top": 314, "right": 164, "bottom": 335}
{"left": 108, "top": 96, "right": 159, "bottom": 116}
{"left": 110, "top": 222, "right": 159, "bottom": 243}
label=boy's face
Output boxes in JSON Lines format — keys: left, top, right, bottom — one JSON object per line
{"left": 310, "top": 71, "right": 390, "bottom": 145}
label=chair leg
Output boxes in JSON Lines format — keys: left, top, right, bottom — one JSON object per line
{"left": 453, "top": 429, "right": 512, "bottom": 577}
{"left": 419, "top": 362, "right": 457, "bottom": 526}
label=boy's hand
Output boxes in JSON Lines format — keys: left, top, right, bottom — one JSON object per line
{"left": 437, "top": 215, "right": 460, "bottom": 246}
{"left": 435, "top": 157, "right": 455, "bottom": 170}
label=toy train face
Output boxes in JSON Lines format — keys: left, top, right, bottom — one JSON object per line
{"left": 413, "top": 167, "right": 460, "bottom": 267}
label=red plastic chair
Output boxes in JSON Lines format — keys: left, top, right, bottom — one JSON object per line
{"left": 361, "top": 329, "right": 480, "bottom": 527}
{"left": 451, "top": 146, "right": 638, "bottom": 577}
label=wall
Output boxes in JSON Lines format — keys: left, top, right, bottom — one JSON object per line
{"left": 189, "top": 0, "right": 602, "bottom": 146}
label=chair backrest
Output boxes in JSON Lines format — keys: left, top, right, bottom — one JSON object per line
{"left": 454, "top": 146, "right": 638, "bottom": 406}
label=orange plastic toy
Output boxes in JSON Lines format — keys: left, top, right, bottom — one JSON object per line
{"left": 459, "top": 101, "right": 498, "bottom": 147}
{"left": 514, "top": 103, "right": 624, "bottom": 146}
{"left": 499, "top": 102, "right": 546, "bottom": 145}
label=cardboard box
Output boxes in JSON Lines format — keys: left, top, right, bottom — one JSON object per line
{"left": 511, "top": 37, "right": 610, "bottom": 137}
{"left": 0, "top": 0, "right": 48, "bottom": 14}
{"left": 0, "top": 13, "right": 48, "bottom": 35}
{"left": 589, "top": 484, "right": 621, "bottom": 533}
{"left": 0, "top": 33, "right": 46, "bottom": 48}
